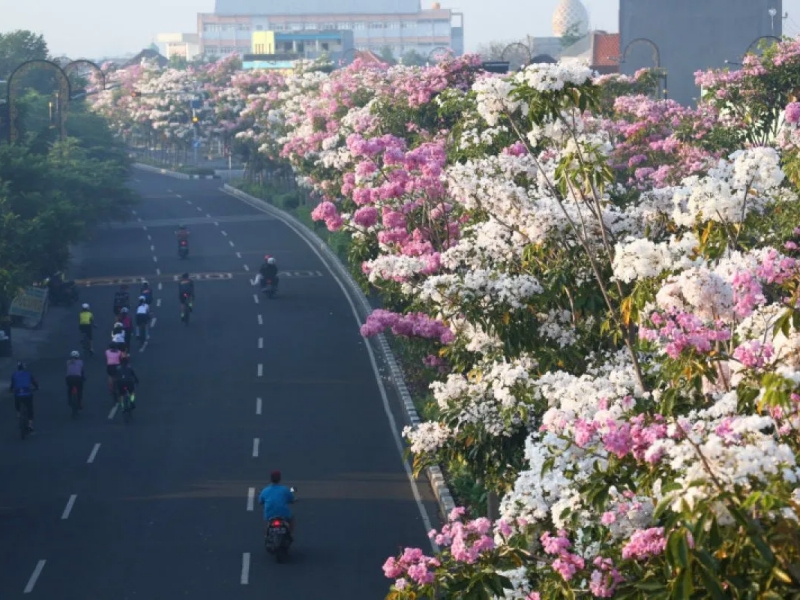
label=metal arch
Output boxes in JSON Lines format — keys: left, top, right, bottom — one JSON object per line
{"left": 64, "top": 59, "right": 107, "bottom": 96}
{"left": 501, "top": 42, "right": 532, "bottom": 71}
{"left": 621, "top": 37, "right": 661, "bottom": 67}
{"left": 744, "top": 35, "right": 782, "bottom": 57}
{"left": 6, "top": 59, "right": 72, "bottom": 143}
{"left": 531, "top": 54, "right": 557, "bottom": 64}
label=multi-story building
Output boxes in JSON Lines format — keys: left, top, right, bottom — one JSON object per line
{"left": 620, "top": 0, "right": 783, "bottom": 105}
{"left": 154, "top": 33, "right": 201, "bottom": 60}
{"left": 198, "top": 0, "right": 463, "bottom": 60}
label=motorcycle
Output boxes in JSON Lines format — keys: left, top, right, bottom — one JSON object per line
{"left": 178, "top": 239, "right": 189, "bottom": 259}
{"left": 264, "top": 487, "right": 296, "bottom": 563}
{"left": 261, "top": 278, "right": 278, "bottom": 299}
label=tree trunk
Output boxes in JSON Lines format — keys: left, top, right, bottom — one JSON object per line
{"left": 486, "top": 491, "right": 500, "bottom": 521}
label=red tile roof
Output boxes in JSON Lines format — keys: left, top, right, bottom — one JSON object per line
{"left": 592, "top": 33, "right": 620, "bottom": 68}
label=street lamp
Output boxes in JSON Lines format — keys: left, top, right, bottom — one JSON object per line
{"left": 620, "top": 37, "right": 667, "bottom": 101}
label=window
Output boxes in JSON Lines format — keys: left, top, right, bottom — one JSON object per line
{"left": 369, "top": 22, "right": 385, "bottom": 29}
{"left": 321, "top": 42, "right": 329, "bottom": 50}
{"left": 237, "top": 23, "right": 250, "bottom": 31}
{"left": 255, "top": 24, "right": 263, "bottom": 30}
{"left": 353, "top": 22, "right": 366, "bottom": 30}
{"left": 289, "top": 23, "right": 302, "bottom": 30}
{"left": 272, "top": 23, "right": 285, "bottom": 31}
{"left": 400, "top": 21, "right": 414, "bottom": 29}
{"left": 387, "top": 21, "right": 399, "bottom": 29}
{"left": 321, "top": 23, "right": 336, "bottom": 30}
{"left": 338, "top": 22, "right": 352, "bottom": 30}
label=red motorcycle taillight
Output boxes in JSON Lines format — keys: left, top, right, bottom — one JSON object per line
{"left": 271, "top": 520, "right": 282, "bottom": 527}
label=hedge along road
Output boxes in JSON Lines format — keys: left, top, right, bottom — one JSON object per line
{"left": 0, "top": 170, "right": 438, "bottom": 599}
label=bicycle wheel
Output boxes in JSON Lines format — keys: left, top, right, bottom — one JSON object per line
{"left": 70, "top": 387, "right": 79, "bottom": 418}
{"left": 81, "top": 335, "right": 91, "bottom": 357}
{"left": 122, "top": 393, "right": 132, "bottom": 424}
{"left": 19, "top": 403, "right": 29, "bottom": 439}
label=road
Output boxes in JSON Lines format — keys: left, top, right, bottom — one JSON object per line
{"left": 0, "top": 171, "right": 437, "bottom": 599}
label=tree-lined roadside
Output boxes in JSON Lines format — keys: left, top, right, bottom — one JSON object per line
{"left": 0, "top": 30, "right": 136, "bottom": 316}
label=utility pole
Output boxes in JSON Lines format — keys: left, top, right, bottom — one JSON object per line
{"left": 192, "top": 108, "right": 199, "bottom": 165}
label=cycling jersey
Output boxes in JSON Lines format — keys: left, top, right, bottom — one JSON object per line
{"left": 105, "top": 349, "right": 122, "bottom": 366}
{"left": 66, "top": 359, "right": 84, "bottom": 377}
{"left": 111, "top": 332, "right": 126, "bottom": 344}
{"left": 79, "top": 311, "right": 93, "bottom": 326}
{"left": 178, "top": 280, "right": 194, "bottom": 300}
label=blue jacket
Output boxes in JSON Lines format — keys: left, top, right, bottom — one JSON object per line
{"left": 10, "top": 370, "right": 36, "bottom": 397}
{"left": 258, "top": 484, "right": 295, "bottom": 520}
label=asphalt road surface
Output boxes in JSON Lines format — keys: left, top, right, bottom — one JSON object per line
{"left": 0, "top": 171, "right": 438, "bottom": 599}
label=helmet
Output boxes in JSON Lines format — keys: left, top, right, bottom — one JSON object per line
{"left": 264, "top": 254, "right": 272, "bottom": 261}
{"left": 139, "top": 296, "right": 146, "bottom": 302}
{"left": 179, "top": 224, "right": 186, "bottom": 229}
{"left": 121, "top": 307, "right": 129, "bottom": 314}
{"left": 141, "top": 279, "right": 149, "bottom": 286}
{"left": 70, "top": 350, "right": 80, "bottom": 359}
{"left": 17, "top": 362, "right": 26, "bottom": 370}
{"left": 182, "top": 272, "right": 189, "bottom": 279}
{"left": 81, "top": 303, "right": 90, "bottom": 310}
{"left": 267, "top": 257, "right": 276, "bottom": 265}
{"left": 270, "top": 470, "right": 281, "bottom": 484}
{"left": 113, "top": 322, "right": 123, "bottom": 331}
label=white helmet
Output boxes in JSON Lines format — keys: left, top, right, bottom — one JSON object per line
{"left": 113, "top": 322, "right": 123, "bottom": 331}
{"left": 139, "top": 295, "right": 146, "bottom": 302}
{"left": 82, "top": 303, "right": 90, "bottom": 310}
{"left": 267, "top": 257, "right": 276, "bottom": 265}
{"left": 70, "top": 350, "right": 80, "bottom": 358}
{"left": 121, "top": 307, "right": 129, "bottom": 314}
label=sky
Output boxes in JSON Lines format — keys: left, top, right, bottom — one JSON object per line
{"left": 2, "top": 0, "right": 800, "bottom": 58}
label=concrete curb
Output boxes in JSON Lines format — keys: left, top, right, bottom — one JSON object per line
{"left": 222, "top": 184, "right": 457, "bottom": 520}
{"left": 132, "top": 163, "right": 220, "bottom": 180}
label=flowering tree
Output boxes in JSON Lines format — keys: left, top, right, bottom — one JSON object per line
{"left": 92, "top": 43, "right": 800, "bottom": 597}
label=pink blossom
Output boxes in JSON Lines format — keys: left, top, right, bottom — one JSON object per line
{"left": 621, "top": 527, "right": 667, "bottom": 560}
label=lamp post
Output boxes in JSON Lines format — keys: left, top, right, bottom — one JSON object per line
{"left": 621, "top": 37, "right": 667, "bottom": 101}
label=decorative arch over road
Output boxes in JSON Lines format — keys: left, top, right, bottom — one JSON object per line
{"left": 6, "top": 59, "right": 72, "bottom": 143}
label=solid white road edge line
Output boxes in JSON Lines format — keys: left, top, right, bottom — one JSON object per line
{"left": 108, "top": 404, "right": 118, "bottom": 420}
{"left": 256, "top": 397, "right": 262, "bottom": 415}
{"left": 61, "top": 494, "right": 77, "bottom": 520}
{"left": 240, "top": 553, "right": 250, "bottom": 585}
{"left": 24, "top": 560, "right": 46, "bottom": 593}
{"left": 252, "top": 438, "right": 259, "bottom": 457}
{"left": 222, "top": 187, "right": 438, "bottom": 551}
{"left": 87, "top": 443, "right": 100, "bottom": 463}
{"left": 247, "top": 487, "right": 255, "bottom": 511}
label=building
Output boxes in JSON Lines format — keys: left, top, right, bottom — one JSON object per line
{"left": 154, "top": 33, "right": 201, "bottom": 61}
{"left": 619, "top": 0, "right": 783, "bottom": 105}
{"left": 251, "top": 29, "right": 354, "bottom": 60}
{"left": 198, "top": 0, "right": 463, "bottom": 60}
{"left": 559, "top": 31, "right": 620, "bottom": 74}
{"left": 119, "top": 48, "right": 169, "bottom": 69}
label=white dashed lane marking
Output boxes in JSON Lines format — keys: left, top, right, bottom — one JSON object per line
{"left": 257, "top": 314, "right": 263, "bottom": 325}
{"left": 257, "top": 364, "right": 263, "bottom": 377}
{"left": 243, "top": 264, "right": 249, "bottom": 271}
{"left": 24, "top": 560, "right": 46, "bottom": 593}
{"left": 156, "top": 298, "right": 162, "bottom": 307}
{"left": 240, "top": 553, "right": 250, "bottom": 585}
{"left": 236, "top": 252, "right": 242, "bottom": 258}
{"left": 152, "top": 256, "right": 158, "bottom": 263}
{"left": 247, "top": 487, "right": 255, "bottom": 511}
{"left": 258, "top": 337, "right": 263, "bottom": 349}
{"left": 229, "top": 241, "right": 235, "bottom": 247}
{"left": 252, "top": 438, "right": 260, "bottom": 457}
{"left": 221, "top": 230, "right": 227, "bottom": 236}
{"left": 87, "top": 443, "right": 100, "bottom": 463}
{"left": 108, "top": 405, "right": 118, "bottom": 420}
{"left": 253, "top": 294, "right": 259, "bottom": 304}
{"left": 256, "top": 397, "right": 262, "bottom": 415}
{"left": 61, "top": 495, "right": 77, "bottom": 520}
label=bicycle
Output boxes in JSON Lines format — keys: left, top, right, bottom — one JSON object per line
{"left": 180, "top": 295, "right": 192, "bottom": 326}
{"left": 136, "top": 322, "right": 148, "bottom": 347}
{"left": 16, "top": 396, "right": 32, "bottom": 440}
{"left": 80, "top": 330, "right": 91, "bottom": 358}
{"left": 119, "top": 384, "right": 134, "bottom": 424}
{"left": 69, "top": 384, "right": 80, "bottom": 418}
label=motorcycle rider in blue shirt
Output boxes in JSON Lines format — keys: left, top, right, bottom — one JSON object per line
{"left": 9, "top": 362, "right": 39, "bottom": 432}
{"left": 259, "top": 470, "right": 296, "bottom": 535}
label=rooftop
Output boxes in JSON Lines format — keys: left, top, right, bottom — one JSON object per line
{"left": 214, "top": 0, "right": 421, "bottom": 15}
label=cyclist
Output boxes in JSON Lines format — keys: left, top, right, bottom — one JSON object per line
{"left": 114, "top": 355, "right": 139, "bottom": 408}
{"left": 258, "top": 470, "right": 296, "bottom": 535}
{"left": 118, "top": 307, "right": 133, "bottom": 349}
{"left": 259, "top": 255, "right": 279, "bottom": 289}
{"left": 140, "top": 280, "right": 153, "bottom": 305}
{"left": 65, "top": 351, "right": 85, "bottom": 410}
{"left": 113, "top": 284, "right": 130, "bottom": 316}
{"left": 78, "top": 303, "right": 95, "bottom": 355}
{"left": 135, "top": 296, "right": 151, "bottom": 342}
{"left": 9, "top": 362, "right": 39, "bottom": 433}
{"left": 178, "top": 272, "right": 194, "bottom": 318}
{"left": 105, "top": 342, "right": 123, "bottom": 395}
{"left": 111, "top": 322, "right": 127, "bottom": 352}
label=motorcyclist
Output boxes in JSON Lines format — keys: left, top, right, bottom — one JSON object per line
{"left": 178, "top": 273, "right": 194, "bottom": 315}
{"left": 176, "top": 225, "right": 190, "bottom": 251}
{"left": 259, "top": 256, "right": 279, "bottom": 289}
{"left": 65, "top": 351, "right": 85, "bottom": 409}
{"left": 258, "top": 470, "right": 296, "bottom": 535}
{"left": 135, "top": 296, "right": 151, "bottom": 342}
{"left": 113, "top": 355, "right": 140, "bottom": 408}
{"left": 9, "top": 362, "right": 39, "bottom": 432}
{"left": 113, "top": 284, "right": 130, "bottom": 316}
{"left": 78, "top": 303, "right": 96, "bottom": 355}
{"left": 118, "top": 307, "right": 133, "bottom": 349}
{"left": 140, "top": 280, "right": 153, "bottom": 305}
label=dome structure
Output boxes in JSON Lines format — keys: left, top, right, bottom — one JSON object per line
{"left": 552, "top": 0, "right": 589, "bottom": 37}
